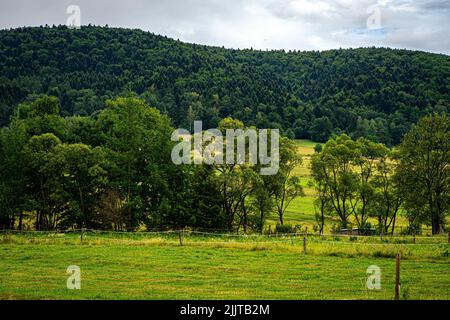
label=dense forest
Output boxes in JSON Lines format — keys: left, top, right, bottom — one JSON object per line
{"left": 0, "top": 26, "right": 449, "bottom": 234}
{"left": 1, "top": 25, "right": 449, "bottom": 144}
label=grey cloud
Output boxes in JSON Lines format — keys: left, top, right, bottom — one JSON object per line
{"left": 416, "top": 0, "right": 450, "bottom": 11}
{"left": 0, "top": 0, "right": 448, "bottom": 54}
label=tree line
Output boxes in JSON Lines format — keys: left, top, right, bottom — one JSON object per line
{"left": 311, "top": 114, "right": 449, "bottom": 235}
{"left": 0, "top": 95, "right": 448, "bottom": 234}
{"left": 0, "top": 95, "right": 303, "bottom": 233}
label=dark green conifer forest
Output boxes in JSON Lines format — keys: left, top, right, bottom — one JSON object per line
{"left": 1, "top": 26, "right": 449, "bottom": 144}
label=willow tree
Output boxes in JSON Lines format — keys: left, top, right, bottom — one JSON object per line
{"left": 311, "top": 134, "right": 359, "bottom": 229}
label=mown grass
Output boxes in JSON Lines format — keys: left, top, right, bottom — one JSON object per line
{"left": 0, "top": 233, "right": 449, "bottom": 300}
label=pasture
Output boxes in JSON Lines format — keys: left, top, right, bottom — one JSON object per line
{"left": 1, "top": 139, "right": 448, "bottom": 300}
{"left": 0, "top": 231, "right": 449, "bottom": 300}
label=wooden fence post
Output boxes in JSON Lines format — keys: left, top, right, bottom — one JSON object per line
{"left": 395, "top": 253, "right": 401, "bottom": 300}
{"left": 179, "top": 229, "right": 183, "bottom": 246}
{"left": 80, "top": 228, "right": 84, "bottom": 242}
{"left": 3, "top": 229, "right": 10, "bottom": 242}
{"left": 303, "top": 237, "right": 307, "bottom": 254}
{"left": 413, "top": 233, "right": 416, "bottom": 244}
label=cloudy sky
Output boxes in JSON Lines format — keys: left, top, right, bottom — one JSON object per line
{"left": 0, "top": 0, "right": 449, "bottom": 54}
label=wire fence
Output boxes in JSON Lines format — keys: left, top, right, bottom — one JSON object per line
{"left": 1, "top": 229, "right": 448, "bottom": 300}
{"left": 1, "top": 228, "right": 449, "bottom": 246}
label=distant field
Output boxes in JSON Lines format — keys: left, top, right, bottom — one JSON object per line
{"left": 0, "top": 233, "right": 449, "bottom": 300}
{"left": 265, "top": 140, "right": 320, "bottom": 230}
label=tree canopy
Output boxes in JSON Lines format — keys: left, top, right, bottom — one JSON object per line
{"left": 1, "top": 26, "right": 449, "bottom": 144}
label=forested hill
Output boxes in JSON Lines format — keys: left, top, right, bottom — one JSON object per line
{"left": 1, "top": 25, "right": 449, "bottom": 144}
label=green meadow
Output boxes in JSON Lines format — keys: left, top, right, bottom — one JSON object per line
{"left": 0, "top": 233, "right": 449, "bottom": 300}
{"left": 1, "top": 139, "right": 448, "bottom": 300}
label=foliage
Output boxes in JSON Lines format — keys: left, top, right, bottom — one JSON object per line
{"left": 311, "top": 114, "right": 449, "bottom": 234}
{"left": 0, "top": 26, "right": 449, "bottom": 144}
{"left": 274, "top": 223, "right": 300, "bottom": 234}
{"left": 395, "top": 113, "right": 450, "bottom": 234}
{"left": 0, "top": 95, "right": 307, "bottom": 232}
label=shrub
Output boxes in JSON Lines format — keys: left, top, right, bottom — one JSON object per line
{"left": 274, "top": 223, "right": 300, "bottom": 234}
{"left": 314, "top": 144, "right": 323, "bottom": 153}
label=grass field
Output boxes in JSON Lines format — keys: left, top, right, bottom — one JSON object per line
{"left": 265, "top": 140, "right": 328, "bottom": 230}
{"left": 0, "top": 232, "right": 449, "bottom": 300}
{"left": 1, "top": 139, "right": 449, "bottom": 300}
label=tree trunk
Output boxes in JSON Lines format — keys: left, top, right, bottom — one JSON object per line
{"left": 259, "top": 209, "right": 264, "bottom": 235}
{"left": 432, "top": 210, "right": 441, "bottom": 235}
{"left": 18, "top": 212, "right": 23, "bottom": 231}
